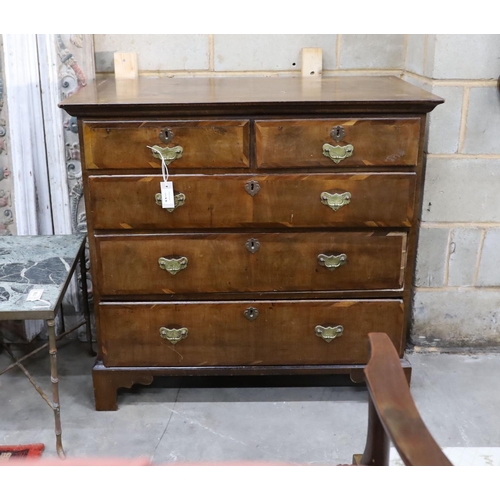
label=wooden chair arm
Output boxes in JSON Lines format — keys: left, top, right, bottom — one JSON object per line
{"left": 360, "top": 332, "right": 452, "bottom": 466}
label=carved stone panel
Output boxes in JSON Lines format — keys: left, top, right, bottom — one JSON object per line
{"left": 0, "top": 35, "right": 16, "bottom": 236}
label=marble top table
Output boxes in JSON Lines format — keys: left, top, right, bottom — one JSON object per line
{"left": 0, "top": 234, "right": 90, "bottom": 458}
{"left": 0, "top": 235, "right": 86, "bottom": 320}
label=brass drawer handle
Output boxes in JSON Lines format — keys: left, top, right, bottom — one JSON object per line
{"left": 320, "top": 191, "right": 351, "bottom": 212}
{"left": 150, "top": 144, "right": 183, "bottom": 166}
{"left": 155, "top": 192, "right": 186, "bottom": 212}
{"left": 317, "top": 253, "right": 347, "bottom": 270}
{"left": 160, "top": 327, "right": 188, "bottom": 345}
{"left": 322, "top": 143, "right": 354, "bottom": 164}
{"left": 315, "top": 325, "right": 343, "bottom": 343}
{"left": 158, "top": 256, "right": 188, "bottom": 275}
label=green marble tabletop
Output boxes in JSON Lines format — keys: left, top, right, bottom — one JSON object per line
{"left": 0, "top": 235, "right": 86, "bottom": 320}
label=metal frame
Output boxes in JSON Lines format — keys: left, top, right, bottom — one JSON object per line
{"left": 0, "top": 240, "right": 94, "bottom": 458}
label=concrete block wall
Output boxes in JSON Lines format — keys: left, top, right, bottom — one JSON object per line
{"left": 94, "top": 34, "right": 406, "bottom": 75}
{"left": 406, "top": 35, "right": 500, "bottom": 348}
{"left": 93, "top": 34, "right": 500, "bottom": 348}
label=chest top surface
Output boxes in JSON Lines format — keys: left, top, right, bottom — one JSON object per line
{"left": 59, "top": 75, "right": 444, "bottom": 117}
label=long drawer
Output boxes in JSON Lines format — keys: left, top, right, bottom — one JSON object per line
{"left": 83, "top": 120, "right": 250, "bottom": 169}
{"left": 255, "top": 118, "right": 420, "bottom": 168}
{"left": 95, "top": 232, "right": 407, "bottom": 295}
{"left": 88, "top": 173, "right": 416, "bottom": 230}
{"left": 99, "top": 299, "right": 404, "bottom": 366}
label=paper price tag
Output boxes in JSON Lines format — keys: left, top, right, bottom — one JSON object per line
{"left": 160, "top": 181, "right": 175, "bottom": 209}
{"left": 27, "top": 289, "right": 44, "bottom": 301}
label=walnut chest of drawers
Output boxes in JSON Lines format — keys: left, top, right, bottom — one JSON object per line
{"left": 60, "top": 76, "right": 443, "bottom": 410}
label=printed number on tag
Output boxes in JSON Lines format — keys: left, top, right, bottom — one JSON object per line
{"left": 160, "top": 181, "right": 175, "bottom": 209}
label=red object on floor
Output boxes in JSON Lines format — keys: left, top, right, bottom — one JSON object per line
{"left": 0, "top": 458, "right": 151, "bottom": 466}
{"left": 0, "top": 444, "right": 45, "bottom": 461}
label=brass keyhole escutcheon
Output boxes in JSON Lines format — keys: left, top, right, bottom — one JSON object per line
{"left": 330, "top": 125, "right": 346, "bottom": 142}
{"left": 159, "top": 127, "right": 175, "bottom": 144}
{"left": 244, "top": 180, "right": 260, "bottom": 197}
{"left": 246, "top": 238, "right": 260, "bottom": 254}
{"left": 244, "top": 307, "right": 259, "bottom": 321}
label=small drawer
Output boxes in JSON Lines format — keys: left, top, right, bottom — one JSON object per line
{"left": 83, "top": 120, "right": 250, "bottom": 169}
{"left": 95, "top": 231, "right": 407, "bottom": 296}
{"left": 255, "top": 118, "right": 420, "bottom": 168}
{"left": 99, "top": 299, "right": 404, "bottom": 367}
{"left": 88, "top": 172, "right": 416, "bottom": 230}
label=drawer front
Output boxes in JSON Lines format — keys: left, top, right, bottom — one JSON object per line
{"left": 255, "top": 118, "right": 420, "bottom": 168}
{"left": 89, "top": 173, "right": 416, "bottom": 230}
{"left": 99, "top": 300, "right": 404, "bottom": 367}
{"left": 95, "top": 232, "right": 407, "bottom": 295}
{"left": 83, "top": 120, "right": 250, "bottom": 169}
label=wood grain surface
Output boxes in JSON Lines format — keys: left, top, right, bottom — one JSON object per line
{"left": 60, "top": 75, "right": 444, "bottom": 117}
{"left": 256, "top": 118, "right": 420, "bottom": 168}
{"left": 95, "top": 232, "right": 407, "bottom": 295}
{"left": 99, "top": 300, "right": 404, "bottom": 367}
{"left": 84, "top": 120, "right": 249, "bottom": 169}
{"left": 88, "top": 173, "right": 416, "bottom": 230}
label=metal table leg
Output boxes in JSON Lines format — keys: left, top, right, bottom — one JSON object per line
{"left": 0, "top": 320, "right": 85, "bottom": 459}
{"left": 59, "top": 307, "right": 66, "bottom": 337}
{"left": 47, "top": 318, "right": 65, "bottom": 459}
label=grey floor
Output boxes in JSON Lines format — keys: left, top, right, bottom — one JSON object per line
{"left": 1, "top": 339, "right": 499, "bottom": 465}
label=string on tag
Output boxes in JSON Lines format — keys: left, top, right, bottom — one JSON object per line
{"left": 147, "top": 145, "right": 169, "bottom": 182}
{"left": 148, "top": 145, "right": 175, "bottom": 209}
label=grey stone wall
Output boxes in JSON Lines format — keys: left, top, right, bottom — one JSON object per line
{"left": 92, "top": 35, "right": 500, "bottom": 348}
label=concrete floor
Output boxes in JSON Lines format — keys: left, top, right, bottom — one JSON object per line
{"left": 1, "top": 339, "right": 500, "bottom": 465}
